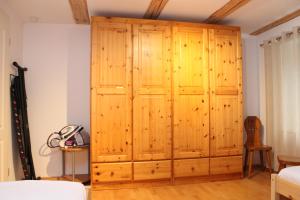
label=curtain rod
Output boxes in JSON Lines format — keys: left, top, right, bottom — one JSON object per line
{"left": 259, "top": 27, "right": 300, "bottom": 47}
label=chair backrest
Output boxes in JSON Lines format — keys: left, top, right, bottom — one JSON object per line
{"left": 244, "top": 116, "right": 262, "bottom": 147}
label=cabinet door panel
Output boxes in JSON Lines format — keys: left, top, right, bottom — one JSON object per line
{"left": 173, "top": 26, "right": 209, "bottom": 159}
{"left": 91, "top": 22, "right": 132, "bottom": 162}
{"left": 133, "top": 24, "right": 171, "bottom": 161}
{"left": 211, "top": 96, "right": 242, "bottom": 155}
{"left": 209, "top": 29, "right": 243, "bottom": 156}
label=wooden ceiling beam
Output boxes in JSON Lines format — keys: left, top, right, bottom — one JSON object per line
{"left": 69, "top": 0, "right": 90, "bottom": 24}
{"left": 144, "top": 0, "right": 169, "bottom": 19}
{"left": 251, "top": 8, "right": 300, "bottom": 35}
{"left": 204, "top": 0, "right": 250, "bottom": 24}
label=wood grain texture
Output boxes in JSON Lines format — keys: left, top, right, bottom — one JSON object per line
{"left": 92, "top": 172, "right": 271, "bottom": 200}
{"left": 174, "top": 158, "right": 209, "bottom": 177}
{"left": 91, "top": 173, "right": 242, "bottom": 190}
{"left": 92, "top": 162, "right": 132, "bottom": 183}
{"left": 251, "top": 8, "right": 300, "bottom": 35}
{"left": 204, "top": 0, "right": 250, "bottom": 24}
{"left": 91, "top": 22, "right": 132, "bottom": 163}
{"left": 90, "top": 17, "right": 244, "bottom": 186}
{"left": 173, "top": 26, "right": 209, "bottom": 159}
{"left": 209, "top": 29, "right": 243, "bottom": 157}
{"left": 91, "top": 16, "right": 241, "bottom": 31}
{"left": 69, "top": 0, "right": 90, "bottom": 24}
{"left": 134, "top": 161, "right": 171, "bottom": 180}
{"left": 210, "top": 156, "right": 243, "bottom": 175}
{"left": 133, "top": 24, "right": 172, "bottom": 161}
{"left": 144, "top": 0, "right": 169, "bottom": 19}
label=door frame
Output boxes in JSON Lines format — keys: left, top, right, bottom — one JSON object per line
{"left": 0, "top": 8, "right": 12, "bottom": 181}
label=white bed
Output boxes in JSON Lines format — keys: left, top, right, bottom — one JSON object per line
{"left": 0, "top": 180, "right": 86, "bottom": 200}
{"left": 272, "top": 166, "right": 300, "bottom": 200}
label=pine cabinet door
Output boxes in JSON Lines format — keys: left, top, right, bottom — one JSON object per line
{"left": 91, "top": 22, "right": 132, "bottom": 162}
{"left": 173, "top": 26, "right": 209, "bottom": 159}
{"left": 209, "top": 29, "right": 243, "bottom": 157}
{"left": 133, "top": 24, "right": 172, "bottom": 161}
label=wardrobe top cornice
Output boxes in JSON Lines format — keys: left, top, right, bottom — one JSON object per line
{"left": 91, "top": 16, "right": 240, "bottom": 31}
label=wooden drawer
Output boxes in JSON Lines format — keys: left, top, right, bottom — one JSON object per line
{"left": 134, "top": 161, "right": 171, "bottom": 180}
{"left": 210, "top": 156, "right": 242, "bottom": 175}
{"left": 174, "top": 158, "right": 209, "bottom": 177}
{"left": 92, "top": 162, "right": 132, "bottom": 183}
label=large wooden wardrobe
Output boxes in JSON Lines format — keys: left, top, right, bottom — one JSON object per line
{"left": 90, "top": 16, "right": 243, "bottom": 187}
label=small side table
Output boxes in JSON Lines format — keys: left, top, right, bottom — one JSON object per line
{"left": 61, "top": 146, "right": 90, "bottom": 183}
{"left": 278, "top": 155, "right": 300, "bottom": 172}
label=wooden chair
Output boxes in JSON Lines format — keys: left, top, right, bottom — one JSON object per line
{"left": 244, "top": 116, "right": 272, "bottom": 178}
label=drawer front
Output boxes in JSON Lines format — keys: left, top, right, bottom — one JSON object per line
{"left": 134, "top": 160, "right": 171, "bottom": 180}
{"left": 210, "top": 156, "right": 242, "bottom": 175}
{"left": 174, "top": 158, "right": 209, "bottom": 177}
{"left": 92, "top": 162, "right": 132, "bottom": 183}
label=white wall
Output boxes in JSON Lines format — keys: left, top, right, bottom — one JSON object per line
{"left": 66, "top": 26, "right": 90, "bottom": 176}
{"left": 0, "top": 0, "right": 23, "bottom": 62}
{"left": 23, "top": 24, "right": 90, "bottom": 177}
{"left": 242, "top": 36, "right": 260, "bottom": 117}
{"left": 0, "top": 0, "right": 24, "bottom": 180}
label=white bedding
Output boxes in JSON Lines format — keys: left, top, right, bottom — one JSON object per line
{"left": 278, "top": 166, "right": 300, "bottom": 185}
{"left": 0, "top": 180, "right": 86, "bottom": 200}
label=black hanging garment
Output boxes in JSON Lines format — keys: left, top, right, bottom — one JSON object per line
{"left": 11, "top": 62, "right": 36, "bottom": 180}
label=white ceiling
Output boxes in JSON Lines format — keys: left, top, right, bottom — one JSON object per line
{"left": 2, "top": 0, "right": 300, "bottom": 34}
{"left": 3, "top": 0, "right": 74, "bottom": 23}
{"left": 159, "top": 0, "right": 230, "bottom": 22}
{"left": 88, "top": 0, "right": 151, "bottom": 18}
{"left": 223, "top": 0, "right": 300, "bottom": 33}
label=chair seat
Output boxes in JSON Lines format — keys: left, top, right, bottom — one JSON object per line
{"left": 245, "top": 145, "right": 272, "bottom": 151}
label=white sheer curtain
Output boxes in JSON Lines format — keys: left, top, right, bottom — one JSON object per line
{"left": 264, "top": 27, "right": 300, "bottom": 170}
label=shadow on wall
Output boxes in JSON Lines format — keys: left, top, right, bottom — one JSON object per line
{"left": 39, "top": 143, "right": 62, "bottom": 177}
{"left": 39, "top": 142, "right": 89, "bottom": 177}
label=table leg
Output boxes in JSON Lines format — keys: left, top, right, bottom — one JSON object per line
{"left": 244, "top": 149, "right": 248, "bottom": 171}
{"left": 266, "top": 150, "right": 272, "bottom": 173}
{"left": 260, "top": 150, "right": 264, "bottom": 169}
{"left": 62, "top": 151, "right": 65, "bottom": 176}
{"left": 248, "top": 151, "right": 254, "bottom": 178}
{"left": 72, "top": 151, "right": 75, "bottom": 181}
{"left": 88, "top": 148, "right": 90, "bottom": 176}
